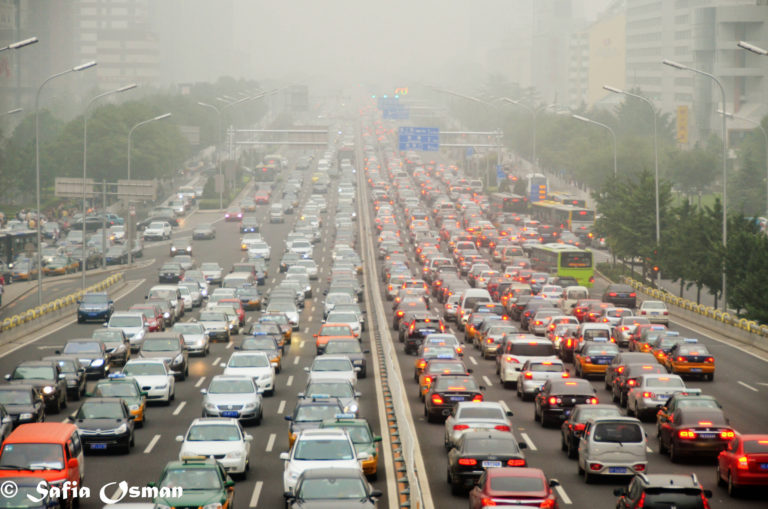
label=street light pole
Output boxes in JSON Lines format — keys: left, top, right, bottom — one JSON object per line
{"left": 604, "top": 85, "right": 661, "bottom": 284}
{"left": 82, "top": 84, "right": 137, "bottom": 290}
{"left": 499, "top": 97, "right": 536, "bottom": 167}
{"left": 572, "top": 114, "right": 617, "bottom": 177}
{"left": 663, "top": 59, "right": 728, "bottom": 310}
{"left": 0, "top": 108, "right": 22, "bottom": 118}
{"left": 738, "top": 40, "right": 768, "bottom": 56}
{"left": 0, "top": 36, "right": 37, "bottom": 52}
{"left": 127, "top": 113, "right": 172, "bottom": 179}
{"left": 35, "top": 60, "right": 97, "bottom": 306}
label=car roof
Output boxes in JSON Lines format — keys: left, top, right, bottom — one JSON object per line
{"left": 5, "top": 422, "right": 78, "bottom": 444}
{"left": 298, "top": 467, "right": 364, "bottom": 480}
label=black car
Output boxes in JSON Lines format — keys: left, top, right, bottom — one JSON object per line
{"left": 446, "top": 430, "right": 527, "bottom": 495}
{"left": 4, "top": 360, "right": 67, "bottom": 413}
{"left": 193, "top": 223, "right": 216, "bottom": 239}
{"left": 76, "top": 292, "right": 114, "bottom": 323}
{"left": 285, "top": 467, "right": 382, "bottom": 508}
{"left": 534, "top": 378, "right": 598, "bottom": 427}
{"left": 560, "top": 403, "right": 622, "bottom": 459}
{"left": 137, "top": 214, "right": 178, "bottom": 230}
{"left": 0, "top": 385, "right": 45, "bottom": 426}
{"left": 401, "top": 312, "right": 444, "bottom": 355}
{"left": 104, "top": 245, "right": 129, "bottom": 265}
{"left": 72, "top": 397, "right": 134, "bottom": 454}
{"left": 602, "top": 283, "right": 637, "bottom": 309}
{"left": 614, "top": 473, "right": 712, "bottom": 508}
{"left": 138, "top": 332, "right": 189, "bottom": 380}
{"left": 42, "top": 356, "right": 87, "bottom": 401}
{"left": 158, "top": 262, "right": 184, "bottom": 283}
{"left": 92, "top": 328, "right": 131, "bottom": 366}
{"left": 424, "top": 374, "right": 485, "bottom": 423}
{"left": 238, "top": 335, "right": 281, "bottom": 371}
{"left": 658, "top": 407, "right": 734, "bottom": 462}
{"left": 58, "top": 339, "right": 110, "bottom": 379}
{"left": 239, "top": 216, "right": 259, "bottom": 234}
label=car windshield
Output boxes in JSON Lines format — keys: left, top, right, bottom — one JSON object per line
{"left": 63, "top": 342, "right": 101, "bottom": 354}
{"left": 268, "top": 302, "right": 295, "bottom": 313}
{"left": 459, "top": 407, "right": 505, "bottom": 420}
{"left": 0, "top": 443, "right": 64, "bottom": 470}
{"left": 228, "top": 355, "right": 269, "bottom": 368}
{"left": 201, "top": 263, "right": 221, "bottom": 271}
{"left": 293, "top": 439, "right": 354, "bottom": 461}
{"left": 77, "top": 402, "right": 124, "bottom": 420}
{"left": 173, "top": 323, "right": 204, "bottom": 334}
{"left": 325, "top": 342, "right": 362, "bottom": 354}
{"left": 123, "top": 363, "right": 165, "bottom": 376}
{"left": 295, "top": 405, "right": 340, "bottom": 422}
{"left": 82, "top": 294, "right": 107, "bottom": 304}
{"left": 200, "top": 312, "right": 227, "bottom": 322}
{"left": 208, "top": 379, "right": 254, "bottom": 394}
{"left": 463, "top": 437, "right": 520, "bottom": 455}
{"left": 159, "top": 468, "right": 222, "bottom": 490}
{"left": 94, "top": 383, "right": 139, "bottom": 398}
{"left": 677, "top": 398, "right": 720, "bottom": 410}
{"left": 142, "top": 339, "right": 178, "bottom": 352}
{"left": 593, "top": 422, "right": 643, "bottom": 443}
{"left": 327, "top": 313, "right": 358, "bottom": 323}
{"left": 0, "top": 389, "right": 33, "bottom": 404}
{"left": 643, "top": 301, "right": 666, "bottom": 309}
{"left": 574, "top": 407, "right": 622, "bottom": 423}
{"left": 11, "top": 366, "right": 54, "bottom": 380}
{"left": 312, "top": 359, "right": 352, "bottom": 371}
{"left": 489, "top": 476, "right": 544, "bottom": 492}
{"left": 110, "top": 316, "right": 142, "bottom": 328}
{"left": 307, "top": 382, "right": 354, "bottom": 398}
{"left": 187, "top": 424, "right": 241, "bottom": 442}
{"left": 297, "top": 478, "right": 367, "bottom": 500}
{"left": 320, "top": 326, "right": 352, "bottom": 336}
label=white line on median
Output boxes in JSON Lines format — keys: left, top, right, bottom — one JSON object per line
{"left": 738, "top": 381, "right": 758, "bottom": 392}
{"left": 265, "top": 433, "right": 276, "bottom": 452}
{"left": 249, "top": 481, "right": 263, "bottom": 507}
{"left": 195, "top": 377, "right": 205, "bottom": 388}
{"left": 277, "top": 400, "right": 286, "bottom": 414}
{"left": 287, "top": 375, "right": 294, "bottom": 386}
{"left": 293, "top": 357, "right": 300, "bottom": 365}
{"left": 212, "top": 357, "right": 221, "bottom": 366}
{"left": 520, "top": 432, "right": 537, "bottom": 451}
{"left": 555, "top": 485, "right": 572, "bottom": 504}
{"left": 144, "top": 434, "right": 161, "bottom": 454}
{"left": 482, "top": 375, "right": 493, "bottom": 387}
{"left": 498, "top": 400, "right": 512, "bottom": 414}
{"left": 172, "top": 401, "right": 186, "bottom": 416}
{"left": 468, "top": 356, "right": 478, "bottom": 365}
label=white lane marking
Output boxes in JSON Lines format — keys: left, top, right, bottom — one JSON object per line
{"left": 226, "top": 341, "right": 234, "bottom": 349}
{"left": 277, "top": 400, "right": 286, "bottom": 414}
{"left": 144, "top": 434, "right": 161, "bottom": 454}
{"left": 646, "top": 446, "right": 653, "bottom": 453}
{"left": 172, "top": 401, "right": 186, "bottom": 415}
{"left": 520, "top": 432, "right": 537, "bottom": 451}
{"left": 36, "top": 345, "right": 59, "bottom": 350}
{"left": 310, "top": 306, "right": 315, "bottom": 313}
{"left": 555, "top": 485, "right": 572, "bottom": 505}
{"left": 482, "top": 375, "right": 493, "bottom": 387}
{"left": 287, "top": 375, "right": 294, "bottom": 386}
{"left": 247, "top": 316, "right": 253, "bottom": 323}
{"left": 299, "top": 340, "right": 305, "bottom": 348}
{"left": 293, "top": 356, "right": 300, "bottom": 365}
{"left": 757, "top": 382, "right": 768, "bottom": 386}
{"left": 303, "top": 327, "right": 309, "bottom": 333}
{"left": 195, "top": 377, "right": 206, "bottom": 388}
{"left": 738, "top": 381, "right": 758, "bottom": 392}
{"left": 468, "top": 356, "right": 478, "bottom": 365}
{"left": 248, "top": 481, "right": 263, "bottom": 507}
{"left": 270, "top": 277, "right": 276, "bottom": 284}
{"left": 498, "top": 400, "right": 512, "bottom": 414}
{"left": 212, "top": 356, "right": 221, "bottom": 366}
{"left": 265, "top": 433, "right": 276, "bottom": 452}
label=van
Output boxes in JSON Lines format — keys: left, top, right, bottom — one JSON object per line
{"left": 560, "top": 286, "right": 589, "bottom": 312}
{"left": 457, "top": 289, "right": 492, "bottom": 329}
{"left": 577, "top": 323, "right": 613, "bottom": 344}
{"left": 578, "top": 416, "right": 647, "bottom": 483}
{"left": 0, "top": 423, "right": 85, "bottom": 496}
{"left": 146, "top": 285, "right": 183, "bottom": 319}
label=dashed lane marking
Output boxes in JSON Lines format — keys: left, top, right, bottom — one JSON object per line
{"left": 144, "top": 434, "right": 161, "bottom": 454}
{"left": 555, "top": 485, "right": 572, "bottom": 505}
{"left": 195, "top": 377, "right": 205, "bottom": 388}
{"left": 738, "top": 381, "right": 758, "bottom": 392}
{"left": 520, "top": 432, "right": 537, "bottom": 451}
{"left": 265, "top": 433, "right": 276, "bottom": 452}
{"left": 287, "top": 375, "right": 294, "bottom": 386}
{"left": 248, "top": 481, "right": 263, "bottom": 507}
{"left": 482, "top": 375, "right": 493, "bottom": 387}
{"left": 212, "top": 357, "right": 221, "bottom": 366}
{"left": 277, "top": 400, "right": 286, "bottom": 414}
{"left": 226, "top": 341, "right": 234, "bottom": 349}
{"left": 468, "top": 356, "right": 478, "bottom": 365}
{"left": 293, "top": 356, "right": 300, "bottom": 365}
{"left": 172, "top": 401, "right": 186, "bottom": 415}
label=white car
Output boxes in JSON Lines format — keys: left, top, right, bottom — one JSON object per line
{"left": 107, "top": 311, "right": 149, "bottom": 352}
{"left": 222, "top": 352, "right": 275, "bottom": 396}
{"left": 638, "top": 300, "right": 670, "bottom": 325}
{"left": 247, "top": 241, "right": 271, "bottom": 260}
{"left": 121, "top": 359, "right": 175, "bottom": 404}
{"left": 288, "top": 240, "right": 313, "bottom": 258}
{"left": 539, "top": 285, "right": 564, "bottom": 300}
{"left": 200, "top": 262, "right": 224, "bottom": 285}
{"left": 176, "top": 418, "right": 253, "bottom": 476}
{"left": 443, "top": 401, "right": 515, "bottom": 450}
{"left": 143, "top": 221, "right": 171, "bottom": 241}
{"left": 240, "top": 233, "right": 264, "bottom": 251}
{"left": 280, "top": 428, "right": 366, "bottom": 494}
{"left": 304, "top": 355, "right": 359, "bottom": 386}
{"left": 294, "top": 259, "right": 318, "bottom": 280}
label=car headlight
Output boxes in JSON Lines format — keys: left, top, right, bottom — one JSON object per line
{"left": 243, "top": 401, "right": 257, "bottom": 409}
{"left": 91, "top": 358, "right": 104, "bottom": 367}
{"left": 42, "top": 386, "right": 55, "bottom": 395}
{"left": 225, "top": 450, "right": 243, "bottom": 459}
{"left": 204, "top": 402, "right": 217, "bottom": 411}
{"left": 129, "top": 404, "right": 140, "bottom": 411}
{"left": 163, "top": 312, "right": 170, "bottom": 318}
{"left": 19, "top": 413, "right": 33, "bottom": 419}
{"left": 345, "top": 402, "right": 359, "bottom": 414}
{"left": 115, "top": 423, "right": 128, "bottom": 434}
{"left": 156, "top": 383, "right": 168, "bottom": 389}
{"left": 135, "top": 330, "right": 145, "bottom": 340}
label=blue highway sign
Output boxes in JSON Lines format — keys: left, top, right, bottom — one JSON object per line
{"left": 399, "top": 126, "right": 439, "bottom": 151}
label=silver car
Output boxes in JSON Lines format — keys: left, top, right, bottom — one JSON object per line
{"left": 201, "top": 375, "right": 263, "bottom": 425}
{"left": 198, "top": 311, "right": 230, "bottom": 342}
{"left": 172, "top": 321, "right": 209, "bottom": 356}
{"left": 200, "top": 262, "right": 224, "bottom": 285}
{"left": 107, "top": 312, "right": 148, "bottom": 353}
{"left": 443, "top": 401, "right": 515, "bottom": 450}
{"left": 626, "top": 373, "right": 686, "bottom": 421}
{"left": 516, "top": 359, "right": 569, "bottom": 401}
{"left": 304, "top": 356, "right": 359, "bottom": 386}
{"left": 299, "top": 379, "right": 361, "bottom": 416}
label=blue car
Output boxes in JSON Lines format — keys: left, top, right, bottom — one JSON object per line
{"left": 76, "top": 292, "right": 114, "bottom": 323}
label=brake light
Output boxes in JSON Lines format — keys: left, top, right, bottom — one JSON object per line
{"left": 627, "top": 379, "right": 636, "bottom": 386}
{"left": 431, "top": 394, "right": 444, "bottom": 405}
{"left": 472, "top": 394, "right": 483, "bottom": 402}
{"left": 540, "top": 500, "right": 556, "bottom": 509}
{"left": 609, "top": 292, "right": 617, "bottom": 297}
{"left": 423, "top": 376, "right": 432, "bottom": 384}
{"left": 633, "top": 463, "right": 646, "bottom": 472}
{"left": 641, "top": 392, "right": 655, "bottom": 399}
{"left": 636, "top": 493, "right": 646, "bottom": 508}
{"left": 720, "top": 430, "right": 735, "bottom": 440}
{"left": 417, "top": 360, "right": 426, "bottom": 369}
{"left": 548, "top": 396, "right": 561, "bottom": 406}
{"left": 506, "top": 356, "right": 519, "bottom": 364}
{"left": 679, "top": 430, "right": 696, "bottom": 439}
{"left": 481, "top": 497, "right": 495, "bottom": 506}
{"left": 457, "top": 458, "right": 477, "bottom": 466}
{"left": 589, "top": 463, "right": 602, "bottom": 471}
{"left": 561, "top": 372, "right": 570, "bottom": 378}
{"left": 677, "top": 356, "right": 686, "bottom": 362}
{"left": 453, "top": 424, "right": 470, "bottom": 431}
{"left": 506, "top": 458, "right": 526, "bottom": 466}
{"left": 574, "top": 423, "right": 586, "bottom": 431}
{"left": 495, "top": 425, "right": 511, "bottom": 432}
{"left": 630, "top": 293, "right": 636, "bottom": 297}
{"left": 705, "top": 357, "right": 714, "bottom": 363}
{"left": 736, "top": 455, "right": 749, "bottom": 470}
{"left": 617, "top": 366, "right": 625, "bottom": 373}
{"left": 523, "top": 372, "right": 533, "bottom": 379}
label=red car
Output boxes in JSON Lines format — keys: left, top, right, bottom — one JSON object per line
{"left": 468, "top": 467, "right": 560, "bottom": 509}
{"left": 717, "top": 433, "right": 768, "bottom": 496}
{"left": 253, "top": 190, "right": 270, "bottom": 204}
{"left": 129, "top": 304, "right": 164, "bottom": 332}
{"left": 218, "top": 298, "right": 246, "bottom": 326}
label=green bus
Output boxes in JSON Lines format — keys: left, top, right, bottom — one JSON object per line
{"left": 528, "top": 244, "right": 594, "bottom": 287}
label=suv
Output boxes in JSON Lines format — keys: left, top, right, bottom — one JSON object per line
{"left": 498, "top": 336, "right": 557, "bottom": 389}
{"left": 602, "top": 284, "right": 637, "bottom": 309}
{"left": 614, "top": 473, "right": 713, "bottom": 508}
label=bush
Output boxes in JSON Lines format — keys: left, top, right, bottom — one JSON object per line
{"left": 197, "top": 199, "right": 222, "bottom": 210}
{"left": 597, "top": 262, "right": 645, "bottom": 284}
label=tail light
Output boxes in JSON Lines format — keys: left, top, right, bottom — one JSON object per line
{"left": 627, "top": 379, "right": 636, "bottom": 387}
{"left": 679, "top": 429, "right": 696, "bottom": 439}
{"left": 506, "top": 356, "right": 519, "bottom": 364}
{"left": 524, "top": 372, "right": 533, "bottom": 379}
{"left": 617, "top": 366, "right": 625, "bottom": 373}
{"left": 574, "top": 423, "right": 586, "bottom": 431}
{"left": 705, "top": 357, "right": 714, "bottom": 363}
{"left": 561, "top": 372, "right": 570, "bottom": 378}
{"left": 636, "top": 493, "right": 646, "bottom": 508}
{"left": 453, "top": 424, "right": 470, "bottom": 431}
{"left": 630, "top": 293, "right": 636, "bottom": 297}
{"left": 431, "top": 394, "right": 444, "bottom": 405}
{"left": 641, "top": 391, "right": 655, "bottom": 399}
{"left": 423, "top": 376, "right": 433, "bottom": 384}
{"left": 633, "top": 463, "right": 646, "bottom": 472}
{"left": 417, "top": 360, "right": 426, "bottom": 369}
{"left": 487, "top": 338, "right": 494, "bottom": 344}
{"left": 540, "top": 499, "right": 556, "bottom": 509}
{"left": 609, "top": 292, "right": 617, "bottom": 297}
{"left": 701, "top": 493, "right": 711, "bottom": 509}
{"left": 736, "top": 455, "right": 749, "bottom": 469}
{"left": 397, "top": 311, "right": 404, "bottom": 317}
{"left": 720, "top": 430, "right": 735, "bottom": 440}
{"left": 472, "top": 394, "right": 484, "bottom": 402}
{"left": 589, "top": 463, "right": 602, "bottom": 471}
{"left": 587, "top": 397, "right": 598, "bottom": 404}
{"left": 494, "top": 425, "right": 511, "bottom": 432}
{"left": 457, "top": 458, "right": 477, "bottom": 466}
{"left": 547, "top": 396, "right": 561, "bottom": 406}
{"left": 506, "top": 458, "right": 526, "bottom": 466}
{"left": 676, "top": 356, "right": 686, "bottom": 362}
{"left": 481, "top": 497, "right": 496, "bottom": 506}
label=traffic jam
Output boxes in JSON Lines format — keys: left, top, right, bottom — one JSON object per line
{"left": 0, "top": 111, "right": 766, "bottom": 509}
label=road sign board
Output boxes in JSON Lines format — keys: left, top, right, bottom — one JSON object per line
{"left": 398, "top": 127, "right": 439, "bottom": 152}
{"left": 54, "top": 178, "right": 98, "bottom": 198}
{"left": 117, "top": 179, "right": 157, "bottom": 200}
{"left": 496, "top": 165, "right": 505, "bottom": 181}
{"left": 383, "top": 106, "right": 409, "bottom": 119}
{"left": 377, "top": 97, "right": 400, "bottom": 110}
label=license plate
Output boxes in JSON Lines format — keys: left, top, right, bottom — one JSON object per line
{"left": 449, "top": 396, "right": 465, "bottom": 402}
{"left": 690, "top": 368, "right": 702, "bottom": 372}
{"left": 482, "top": 461, "right": 502, "bottom": 468}
{"left": 221, "top": 411, "right": 239, "bottom": 417}
{"left": 88, "top": 313, "right": 97, "bottom": 316}
{"left": 699, "top": 433, "right": 716, "bottom": 439}
{"left": 760, "top": 463, "right": 768, "bottom": 470}
{"left": 564, "top": 409, "right": 572, "bottom": 416}
{"left": 90, "top": 443, "right": 107, "bottom": 449}
{"left": 609, "top": 467, "right": 627, "bottom": 474}
{"left": 594, "top": 359, "right": 608, "bottom": 364}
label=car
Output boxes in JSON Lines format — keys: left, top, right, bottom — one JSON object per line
{"left": 0, "top": 385, "right": 45, "bottom": 426}
{"left": 602, "top": 283, "right": 637, "bottom": 309}
{"left": 149, "top": 457, "right": 234, "bottom": 509}
{"left": 304, "top": 356, "right": 359, "bottom": 387}
{"left": 517, "top": 359, "right": 569, "bottom": 400}
{"left": 192, "top": 223, "right": 216, "bottom": 240}
{"left": 716, "top": 432, "right": 768, "bottom": 496}
{"left": 534, "top": 378, "right": 598, "bottom": 427}
{"left": 285, "top": 467, "right": 382, "bottom": 507}
{"left": 247, "top": 240, "right": 271, "bottom": 260}
{"left": 324, "top": 338, "right": 368, "bottom": 378}
{"left": 446, "top": 430, "right": 527, "bottom": 494}
{"left": 71, "top": 397, "right": 134, "bottom": 454}
{"left": 468, "top": 467, "right": 560, "bottom": 509}
{"left": 172, "top": 321, "right": 209, "bottom": 356}
{"left": 76, "top": 292, "right": 114, "bottom": 323}
{"left": 201, "top": 375, "right": 263, "bottom": 424}
{"left": 614, "top": 316, "right": 651, "bottom": 347}
{"left": 424, "top": 374, "right": 485, "bottom": 423}
{"left": 663, "top": 340, "right": 716, "bottom": 380}
{"left": 561, "top": 403, "right": 622, "bottom": 459}
{"left": 284, "top": 396, "right": 345, "bottom": 448}
{"left": 658, "top": 406, "right": 735, "bottom": 462}
{"left": 121, "top": 359, "right": 175, "bottom": 405}
{"left": 318, "top": 416, "right": 382, "bottom": 479}
{"left": 200, "top": 262, "right": 224, "bottom": 285}
{"left": 577, "top": 416, "right": 647, "bottom": 483}
{"left": 269, "top": 203, "right": 284, "bottom": 223}
{"left": 176, "top": 418, "right": 253, "bottom": 477}
{"left": 314, "top": 323, "right": 356, "bottom": 354}
{"left": 169, "top": 239, "right": 192, "bottom": 256}
{"left": 604, "top": 351, "right": 658, "bottom": 391}
{"left": 90, "top": 374, "right": 147, "bottom": 427}
{"left": 143, "top": 221, "right": 172, "bottom": 241}
{"left": 498, "top": 336, "right": 558, "bottom": 389}
{"left": 417, "top": 358, "right": 470, "bottom": 401}
{"left": 222, "top": 352, "right": 275, "bottom": 396}
{"left": 42, "top": 255, "right": 78, "bottom": 275}
{"left": 91, "top": 327, "right": 131, "bottom": 365}
{"left": 626, "top": 373, "right": 687, "bottom": 421}
{"left": 138, "top": 332, "right": 189, "bottom": 380}
{"left": 236, "top": 286, "right": 262, "bottom": 311}
{"left": 42, "top": 356, "right": 86, "bottom": 401}
{"left": 300, "top": 379, "right": 361, "bottom": 416}
{"left": 103, "top": 246, "right": 129, "bottom": 265}
{"left": 573, "top": 340, "right": 619, "bottom": 379}
{"left": 58, "top": 338, "right": 110, "bottom": 379}
{"left": 224, "top": 207, "right": 242, "bottom": 222}
{"left": 444, "top": 401, "right": 514, "bottom": 450}
{"left": 158, "top": 262, "right": 184, "bottom": 283}
{"left": 614, "top": 473, "right": 713, "bottom": 508}
{"left": 0, "top": 477, "right": 59, "bottom": 509}
{"left": 280, "top": 428, "right": 365, "bottom": 495}
{"left": 198, "top": 310, "right": 230, "bottom": 342}
{"left": 638, "top": 299, "right": 670, "bottom": 324}
{"left": 627, "top": 323, "right": 667, "bottom": 352}
{"left": 4, "top": 360, "right": 67, "bottom": 413}
{"left": 613, "top": 363, "right": 668, "bottom": 407}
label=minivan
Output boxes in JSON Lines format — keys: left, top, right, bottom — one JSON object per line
{"left": 578, "top": 417, "right": 647, "bottom": 483}
{"left": 457, "top": 289, "right": 492, "bottom": 329}
{"left": 498, "top": 336, "right": 558, "bottom": 388}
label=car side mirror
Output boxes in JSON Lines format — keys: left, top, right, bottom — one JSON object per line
{"left": 67, "top": 458, "right": 78, "bottom": 469}
{"left": 76, "top": 299, "right": 82, "bottom": 304}
{"left": 355, "top": 392, "right": 362, "bottom": 398}
{"left": 224, "top": 480, "right": 234, "bottom": 489}
{"left": 354, "top": 367, "right": 361, "bottom": 373}
{"left": 175, "top": 435, "right": 184, "bottom": 442}
{"left": 219, "top": 363, "right": 226, "bottom": 368}
{"left": 3, "top": 375, "right": 10, "bottom": 381}
{"left": 479, "top": 385, "right": 486, "bottom": 391}
{"left": 363, "top": 349, "right": 370, "bottom": 354}
{"left": 279, "top": 452, "right": 290, "bottom": 460}
{"left": 370, "top": 489, "right": 383, "bottom": 499}
{"left": 506, "top": 410, "right": 513, "bottom": 417}
{"left": 283, "top": 492, "right": 294, "bottom": 501}
{"left": 518, "top": 442, "right": 527, "bottom": 449}
{"left": 244, "top": 434, "right": 253, "bottom": 442}
{"left": 102, "top": 323, "right": 109, "bottom": 328}
{"left": 373, "top": 436, "right": 382, "bottom": 443}
{"left": 200, "top": 388, "right": 207, "bottom": 394}
{"left": 284, "top": 416, "right": 293, "bottom": 421}
{"left": 303, "top": 367, "right": 309, "bottom": 372}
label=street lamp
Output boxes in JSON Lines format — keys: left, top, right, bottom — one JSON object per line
{"left": 663, "top": 58, "right": 728, "bottom": 310}
{"left": 82, "top": 83, "right": 137, "bottom": 287}
{"left": 572, "top": 114, "right": 617, "bottom": 177}
{"left": 719, "top": 109, "right": 768, "bottom": 217}
{"left": 127, "top": 113, "right": 172, "bottom": 179}
{"left": 604, "top": 85, "right": 661, "bottom": 283}
{"left": 0, "top": 108, "right": 22, "bottom": 118}
{"left": 0, "top": 36, "right": 38, "bottom": 52}
{"left": 498, "top": 97, "right": 536, "bottom": 167}
{"left": 737, "top": 41, "right": 768, "bottom": 56}
{"left": 35, "top": 60, "right": 97, "bottom": 305}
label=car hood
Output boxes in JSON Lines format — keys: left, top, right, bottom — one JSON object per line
{"left": 156, "top": 489, "right": 223, "bottom": 508}
{"left": 182, "top": 334, "right": 206, "bottom": 343}
{"left": 128, "top": 374, "right": 169, "bottom": 386}
{"left": 7, "top": 379, "right": 55, "bottom": 389}
{"left": 140, "top": 351, "right": 181, "bottom": 361}
{"left": 223, "top": 366, "right": 272, "bottom": 378}
{"left": 76, "top": 418, "right": 128, "bottom": 432}
{"left": 205, "top": 393, "right": 260, "bottom": 406}
{"left": 2, "top": 403, "right": 38, "bottom": 415}
{"left": 180, "top": 441, "right": 245, "bottom": 456}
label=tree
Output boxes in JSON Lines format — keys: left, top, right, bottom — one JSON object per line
{"left": 665, "top": 137, "right": 719, "bottom": 202}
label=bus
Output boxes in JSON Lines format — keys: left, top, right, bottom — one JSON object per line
{"left": 255, "top": 154, "right": 286, "bottom": 182}
{"left": 0, "top": 230, "right": 37, "bottom": 264}
{"left": 548, "top": 191, "right": 586, "bottom": 208}
{"left": 530, "top": 200, "right": 595, "bottom": 233}
{"left": 526, "top": 173, "right": 548, "bottom": 203}
{"left": 528, "top": 244, "right": 594, "bottom": 287}
{"left": 489, "top": 193, "right": 527, "bottom": 214}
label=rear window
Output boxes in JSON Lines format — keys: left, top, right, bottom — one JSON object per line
{"left": 593, "top": 422, "right": 643, "bottom": 443}
{"left": 644, "top": 490, "right": 706, "bottom": 509}
{"left": 561, "top": 251, "right": 592, "bottom": 268}
{"left": 507, "top": 343, "right": 555, "bottom": 356}
{"left": 489, "top": 476, "right": 544, "bottom": 492}
{"left": 464, "top": 296, "right": 491, "bottom": 309}
{"left": 743, "top": 439, "right": 768, "bottom": 454}
{"left": 459, "top": 407, "right": 504, "bottom": 420}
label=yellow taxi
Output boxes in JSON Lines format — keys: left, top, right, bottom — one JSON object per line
{"left": 573, "top": 339, "right": 620, "bottom": 378}
{"left": 662, "top": 338, "right": 715, "bottom": 380}
{"left": 319, "top": 415, "right": 382, "bottom": 478}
